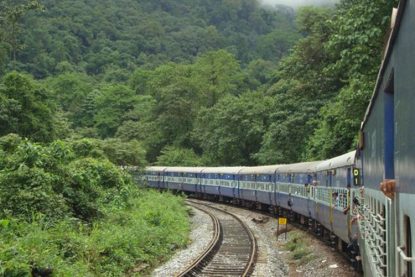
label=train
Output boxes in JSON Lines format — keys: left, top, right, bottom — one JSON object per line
{"left": 144, "top": 152, "right": 361, "bottom": 267}
{"left": 143, "top": 1, "right": 414, "bottom": 276}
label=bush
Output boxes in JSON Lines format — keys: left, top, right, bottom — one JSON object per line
{"left": 0, "top": 165, "right": 69, "bottom": 221}
{"left": 0, "top": 218, "right": 90, "bottom": 276}
{"left": 0, "top": 136, "right": 139, "bottom": 222}
{"left": 68, "top": 138, "right": 105, "bottom": 159}
{"left": 63, "top": 157, "right": 131, "bottom": 221}
{"left": 101, "top": 138, "right": 147, "bottom": 167}
{"left": 86, "top": 190, "right": 189, "bottom": 275}
{"left": 0, "top": 140, "right": 69, "bottom": 221}
{"left": 284, "top": 231, "right": 315, "bottom": 265}
{"left": 0, "top": 191, "right": 190, "bottom": 276}
{"left": 0, "top": 136, "right": 189, "bottom": 275}
{"left": 0, "top": 133, "right": 22, "bottom": 154}
{"left": 155, "top": 146, "right": 203, "bottom": 166}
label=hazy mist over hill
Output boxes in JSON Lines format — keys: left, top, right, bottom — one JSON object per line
{"left": 260, "top": 0, "right": 338, "bottom": 8}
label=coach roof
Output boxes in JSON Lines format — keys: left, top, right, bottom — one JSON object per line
{"left": 202, "top": 167, "right": 245, "bottom": 174}
{"left": 316, "top": 151, "right": 356, "bottom": 172}
{"left": 146, "top": 166, "right": 167, "bottom": 172}
{"left": 276, "top": 161, "right": 321, "bottom": 173}
{"left": 239, "top": 165, "right": 283, "bottom": 175}
{"left": 163, "top": 167, "right": 205, "bottom": 173}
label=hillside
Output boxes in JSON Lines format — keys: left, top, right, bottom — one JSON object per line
{"left": 0, "top": 0, "right": 396, "bottom": 166}
{"left": 2, "top": 0, "right": 299, "bottom": 78}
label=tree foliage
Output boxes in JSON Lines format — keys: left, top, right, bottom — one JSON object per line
{"left": 0, "top": 136, "right": 145, "bottom": 222}
{"left": 156, "top": 146, "right": 203, "bottom": 166}
{"left": 304, "top": 0, "right": 397, "bottom": 159}
{"left": 0, "top": 0, "right": 43, "bottom": 67}
{"left": 194, "top": 92, "right": 272, "bottom": 165}
{"left": 0, "top": 0, "right": 298, "bottom": 77}
{"left": 257, "top": 0, "right": 395, "bottom": 162}
{"left": 0, "top": 72, "right": 64, "bottom": 142}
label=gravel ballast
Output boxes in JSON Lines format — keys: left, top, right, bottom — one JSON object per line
{"left": 152, "top": 207, "right": 213, "bottom": 276}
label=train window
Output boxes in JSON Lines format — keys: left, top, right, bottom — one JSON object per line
{"left": 347, "top": 168, "right": 352, "bottom": 187}
{"left": 405, "top": 215, "right": 412, "bottom": 277}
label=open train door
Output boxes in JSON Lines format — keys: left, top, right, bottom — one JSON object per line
{"left": 384, "top": 73, "right": 398, "bottom": 277}
{"left": 383, "top": 72, "right": 414, "bottom": 277}
{"left": 387, "top": 69, "right": 415, "bottom": 277}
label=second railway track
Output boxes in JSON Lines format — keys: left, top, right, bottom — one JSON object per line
{"left": 179, "top": 200, "right": 257, "bottom": 277}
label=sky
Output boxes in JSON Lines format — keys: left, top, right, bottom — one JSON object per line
{"left": 259, "top": 0, "right": 338, "bottom": 8}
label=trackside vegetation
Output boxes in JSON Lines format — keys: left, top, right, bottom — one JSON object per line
{"left": 284, "top": 231, "right": 315, "bottom": 265}
{"left": 0, "top": 135, "right": 189, "bottom": 275}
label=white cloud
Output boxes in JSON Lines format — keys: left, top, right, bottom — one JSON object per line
{"left": 259, "top": 0, "right": 338, "bottom": 8}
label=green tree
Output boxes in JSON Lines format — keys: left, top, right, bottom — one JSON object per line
{"left": 194, "top": 92, "right": 272, "bottom": 165}
{"left": 255, "top": 90, "right": 318, "bottom": 164}
{"left": 0, "top": 140, "right": 69, "bottom": 221}
{"left": 305, "top": 75, "right": 374, "bottom": 159}
{"left": 193, "top": 50, "right": 243, "bottom": 107}
{"left": 0, "top": 0, "right": 43, "bottom": 66}
{"left": 115, "top": 95, "right": 158, "bottom": 161}
{"left": 145, "top": 63, "right": 201, "bottom": 155}
{"left": 0, "top": 93, "right": 20, "bottom": 134}
{"left": 101, "top": 139, "right": 147, "bottom": 167}
{"left": 45, "top": 72, "right": 96, "bottom": 128}
{"left": 305, "top": 0, "right": 396, "bottom": 159}
{"left": 156, "top": 146, "right": 203, "bottom": 166}
{"left": 243, "top": 59, "right": 276, "bottom": 90}
{"left": 94, "top": 84, "right": 138, "bottom": 138}
{"left": 256, "top": 7, "right": 335, "bottom": 163}
{"left": 0, "top": 72, "right": 58, "bottom": 142}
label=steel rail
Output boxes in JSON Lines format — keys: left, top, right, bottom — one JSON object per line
{"left": 177, "top": 202, "right": 222, "bottom": 277}
{"left": 178, "top": 200, "right": 257, "bottom": 277}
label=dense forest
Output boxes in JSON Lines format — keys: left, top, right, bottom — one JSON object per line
{"left": 0, "top": 0, "right": 396, "bottom": 274}
{"left": 0, "top": 0, "right": 303, "bottom": 165}
{"left": 0, "top": 0, "right": 396, "bottom": 166}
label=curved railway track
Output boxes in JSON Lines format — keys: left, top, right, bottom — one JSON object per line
{"left": 178, "top": 200, "right": 257, "bottom": 277}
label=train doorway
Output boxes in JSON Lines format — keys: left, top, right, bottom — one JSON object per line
{"left": 384, "top": 72, "right": 397, "bottom": 277}
{"left": 384, "top": 71, "right": 395, "bottom": 180}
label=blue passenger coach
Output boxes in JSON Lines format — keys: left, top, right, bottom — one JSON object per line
{"left": 238, "top": 165, "right": 279, "bottom": 206}
{"left": 202, "top": 167, "right": 244, "bottom": 198}
{"left": 146, "top": 166, "right": 166, "bottom": 189}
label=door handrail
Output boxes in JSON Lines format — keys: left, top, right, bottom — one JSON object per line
{"left": 397, "top": 245, "right": 415, "bottom": 262}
